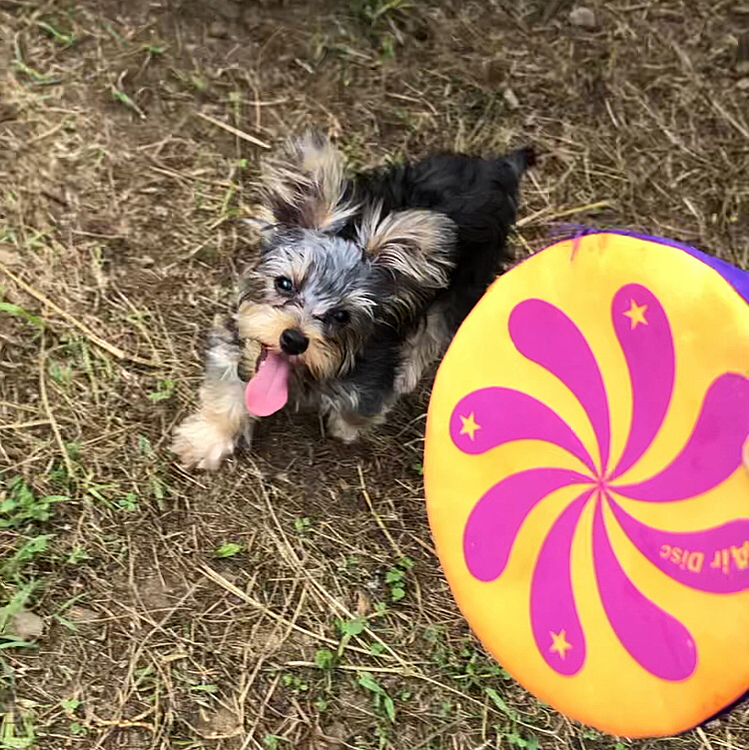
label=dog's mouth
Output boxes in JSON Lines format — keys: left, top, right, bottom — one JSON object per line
{"left": 244, "top": 346, "right": 291, "bottom": 417}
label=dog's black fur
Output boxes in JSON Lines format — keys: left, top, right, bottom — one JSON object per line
{"left": 331, "top": 147, "right": 536, "bottom": 416}
{"left": 344, "top": 147, "right": 535, "bottom": 329}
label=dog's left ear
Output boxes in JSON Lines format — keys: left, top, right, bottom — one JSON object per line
{"left": 359, "top": 208, "right": 457, "bottom": 288}
{"left": 260, "top": 132, "right": 356, "bottom": 232}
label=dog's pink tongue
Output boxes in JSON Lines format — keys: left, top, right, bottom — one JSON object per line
{"left": 244, "top": 351, "right": 290, "bottom": 417}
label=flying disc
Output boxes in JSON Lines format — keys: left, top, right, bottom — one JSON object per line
{"left": 424, "top": 230, "right": 749, "bottom": 738}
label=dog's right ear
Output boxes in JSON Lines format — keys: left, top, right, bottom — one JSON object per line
{"left": 359, "top": 207, "right": 456, "bottom": 288}
{"left": 259, "top": 132, "right": 357, "bottom": 233}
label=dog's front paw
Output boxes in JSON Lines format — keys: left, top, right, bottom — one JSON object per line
{"left": 171, "top": 414, "right": 238, "bottom": 470}
{"left": 326, "top": 413, "right": 363, "bottom": 444}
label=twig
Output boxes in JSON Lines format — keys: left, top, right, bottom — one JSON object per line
{"left": 0, "top": 261, "right": 159, "bottom": 367}
{"left": 696, "top": 727, "right": 715, "bottom": 750}
{"left": 517, "top": 200, "right": 614, "bottom": 228}
{"left": 195, "top": 112, "right": 271, "bottom": 149}
{"left": 199, "top": 564, "right": 384, "bottom": 659}
{"left": 0, "top": 419, "right": 50, "bottom": 431}
{"left": 284, "top": 661, "right": 410, "bottom": 674}
{"left": 39, "top": 336, "right": 74, "bottom": 479}
{"left": 357, "top": 463, "right": 405, "bottom": 559}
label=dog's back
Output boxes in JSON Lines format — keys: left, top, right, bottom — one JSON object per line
{"left": 347, "top": 147, "right": 535, "bottom": 330}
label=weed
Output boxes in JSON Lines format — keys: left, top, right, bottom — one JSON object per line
{"left": 115, "top": 492, "right": 138, "bottom": 512}
{"left": 350, "top": 0, "right": 410, "bottom": 26}
{"left": 357, "top": 672, "right": 395, "bottom": 722}
{"left": 66, "top": 546, "right": 91, "bottom": 565}
{"left": 384, "top": 556, "right": 413, "bottom": 602}
{"left": 189, "top": 683, "right": 218, "bottom": 693}
{"left": 137, "top": 435, "right": 153, "bottom": 456}
{"left": 47, "top": 359, "right": 72, "bottom": 385}
{"left": 487, "top": 688, "right": 540, "bottom": 749}
{"left": 148, "top": 378, "right": 175, "bottom": 402}
{"left": 0, "top": 701, "right": 37, "bottom": 749}
{"left": 59, "top": 697, "right": 80, "bottom": 713}
{"left": 37, "top": 20, "right": 75, "bottom": 46}
{"left": 1, "top": 536, "right": 52, "bottom": 578}
{"left": 0, "top": 302, "right": 43, "bottom": 331}
{"left": 0, "top": 477, "right": 65, "bottom": 531}
{"left": 110, "top": 86, "right": 145, "bottom": 118}
{"left": 263, "top": 735, "right": 285, "bottom": 750}
{"left": 314, "top": 648, "right": 336, "bottom": 670}
{"left": 281, "top": 673, "right": 308, "bottom": 693}
{"left": 214, "top": 542, "right": 242, "bottom": 558}
{"left": 293, "top": 516, "right": 311, "bottom": 534}
{"left": 336, "top": 615, "right": 367, "bottom": 655}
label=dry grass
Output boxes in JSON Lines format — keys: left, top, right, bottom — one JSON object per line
{"left": 1, "top": 0, "right": 748, "bottom": 748}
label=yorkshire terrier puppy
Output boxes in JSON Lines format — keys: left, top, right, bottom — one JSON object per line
{"left": 172, "top": 133, "right": 534, "bottom": 469}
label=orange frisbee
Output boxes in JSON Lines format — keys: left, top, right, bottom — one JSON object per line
{"left": 424, "top": 231, "right": 749, "bottom": 738}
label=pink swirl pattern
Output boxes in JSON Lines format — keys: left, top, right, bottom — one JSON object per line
{"left": 451, "top": 284, "right": 749, "bottom": 680}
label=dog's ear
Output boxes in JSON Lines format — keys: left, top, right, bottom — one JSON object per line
{"left": 260, "top": 132, "right": 356, "bottom": 232}
{"left": 359, "top": 208, "right": 456, "bottom": 289}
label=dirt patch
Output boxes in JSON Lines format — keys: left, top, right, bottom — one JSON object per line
{"left": 1, "top": 0, "right": 748, "bottom": 748}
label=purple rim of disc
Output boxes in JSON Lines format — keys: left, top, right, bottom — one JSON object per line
{"left": 546, "top": 227, "right": 749, "bottom": 305}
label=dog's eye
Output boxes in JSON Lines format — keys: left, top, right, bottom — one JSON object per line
{"left": 275, "top": 276, "right": 293, "bottom": 294}
{"left": 330, "top": 309, "right": 350, "bottom": 325}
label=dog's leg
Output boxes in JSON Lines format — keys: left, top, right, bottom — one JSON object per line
{"left": 319, "top": 383, "right": 388, "bottom": 444}
{"left": 172, "top": 321, "right": 254, "bottom": 470}
{"left": 326, "top": 408, "right": 389, "bottom": 444}
{"left": 394, "top": 309, "right": 451, "bottom": 396}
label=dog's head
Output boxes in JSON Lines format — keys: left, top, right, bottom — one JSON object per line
{"left": 238, "top": 134, "right": 456, "bottom": 386}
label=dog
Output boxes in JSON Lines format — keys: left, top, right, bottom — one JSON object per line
{"left": 172, "top": 133, "right": 534, "bottom": 469}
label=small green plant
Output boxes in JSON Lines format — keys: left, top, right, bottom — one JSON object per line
{"left": 293, "top": 516, "right": 311, "bottom": 534}
{"left": 214, "top": 543, "right": 242, "bottom": 558}
{"left": 336, "top": 615, "right": 366, "bottom": 654}
{"left": 37, "top": 20, "right": 75, "bottom": 46}
{"left": 0, "top": 302, "right": 43, "bottom": 330}
{"left": 357, "top": 672, "right": 395, "bottom": 722}
{"left": 148, "top": 378, "right": 174, "bottom": 402}
{"left": 1, "top": 536, "right": 52, "bottom": 577}
{"left": 281, "top": 673, "right": 308, "bottom": 693}
{"left": 1, "top": 477, "right": 66, "bottom": 530}
{"left": 115, "top": 493, "right": 138, "bottom": 512}
{"left": 137, "top": 435, "right": 153, "bottom": 456}
{"left": 314, "top": 649, "right": 335, "bottom": 670}
{"left": 60, "top": 697, "right": 80, "bottom": 713}
{"left": 486, "top": 688, "right": 539, "bottom": 749}
{"left": 67, "top": 546, "right": 91, "bottom": 565}
{"left": 0, "top": 581, "right": 41, "bottom": 652}
{"left": 384, "top": 557, "right": 413, "bottom": 602}
{"left": 338, "top": 616, "right": 366, "bottom": 638}
{"left": 48, "top": 359, "right": 73, "bottom": 385}
{"left": 0, "top": 701, "right": 37, "bottom": 748}
{"left": 189, "top": 683, "right": 218, "bottom": 693}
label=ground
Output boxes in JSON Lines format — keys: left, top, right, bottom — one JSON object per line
{"left": 0, "top": 0, "right": 748, "bottom": 748}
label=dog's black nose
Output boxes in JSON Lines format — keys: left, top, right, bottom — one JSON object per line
{"left": 280, "top": 328, "right": 309, "bottom": 356}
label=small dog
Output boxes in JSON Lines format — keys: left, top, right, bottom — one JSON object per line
{"left": 172, "top": 133, "right": 534, "bottom": 469}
